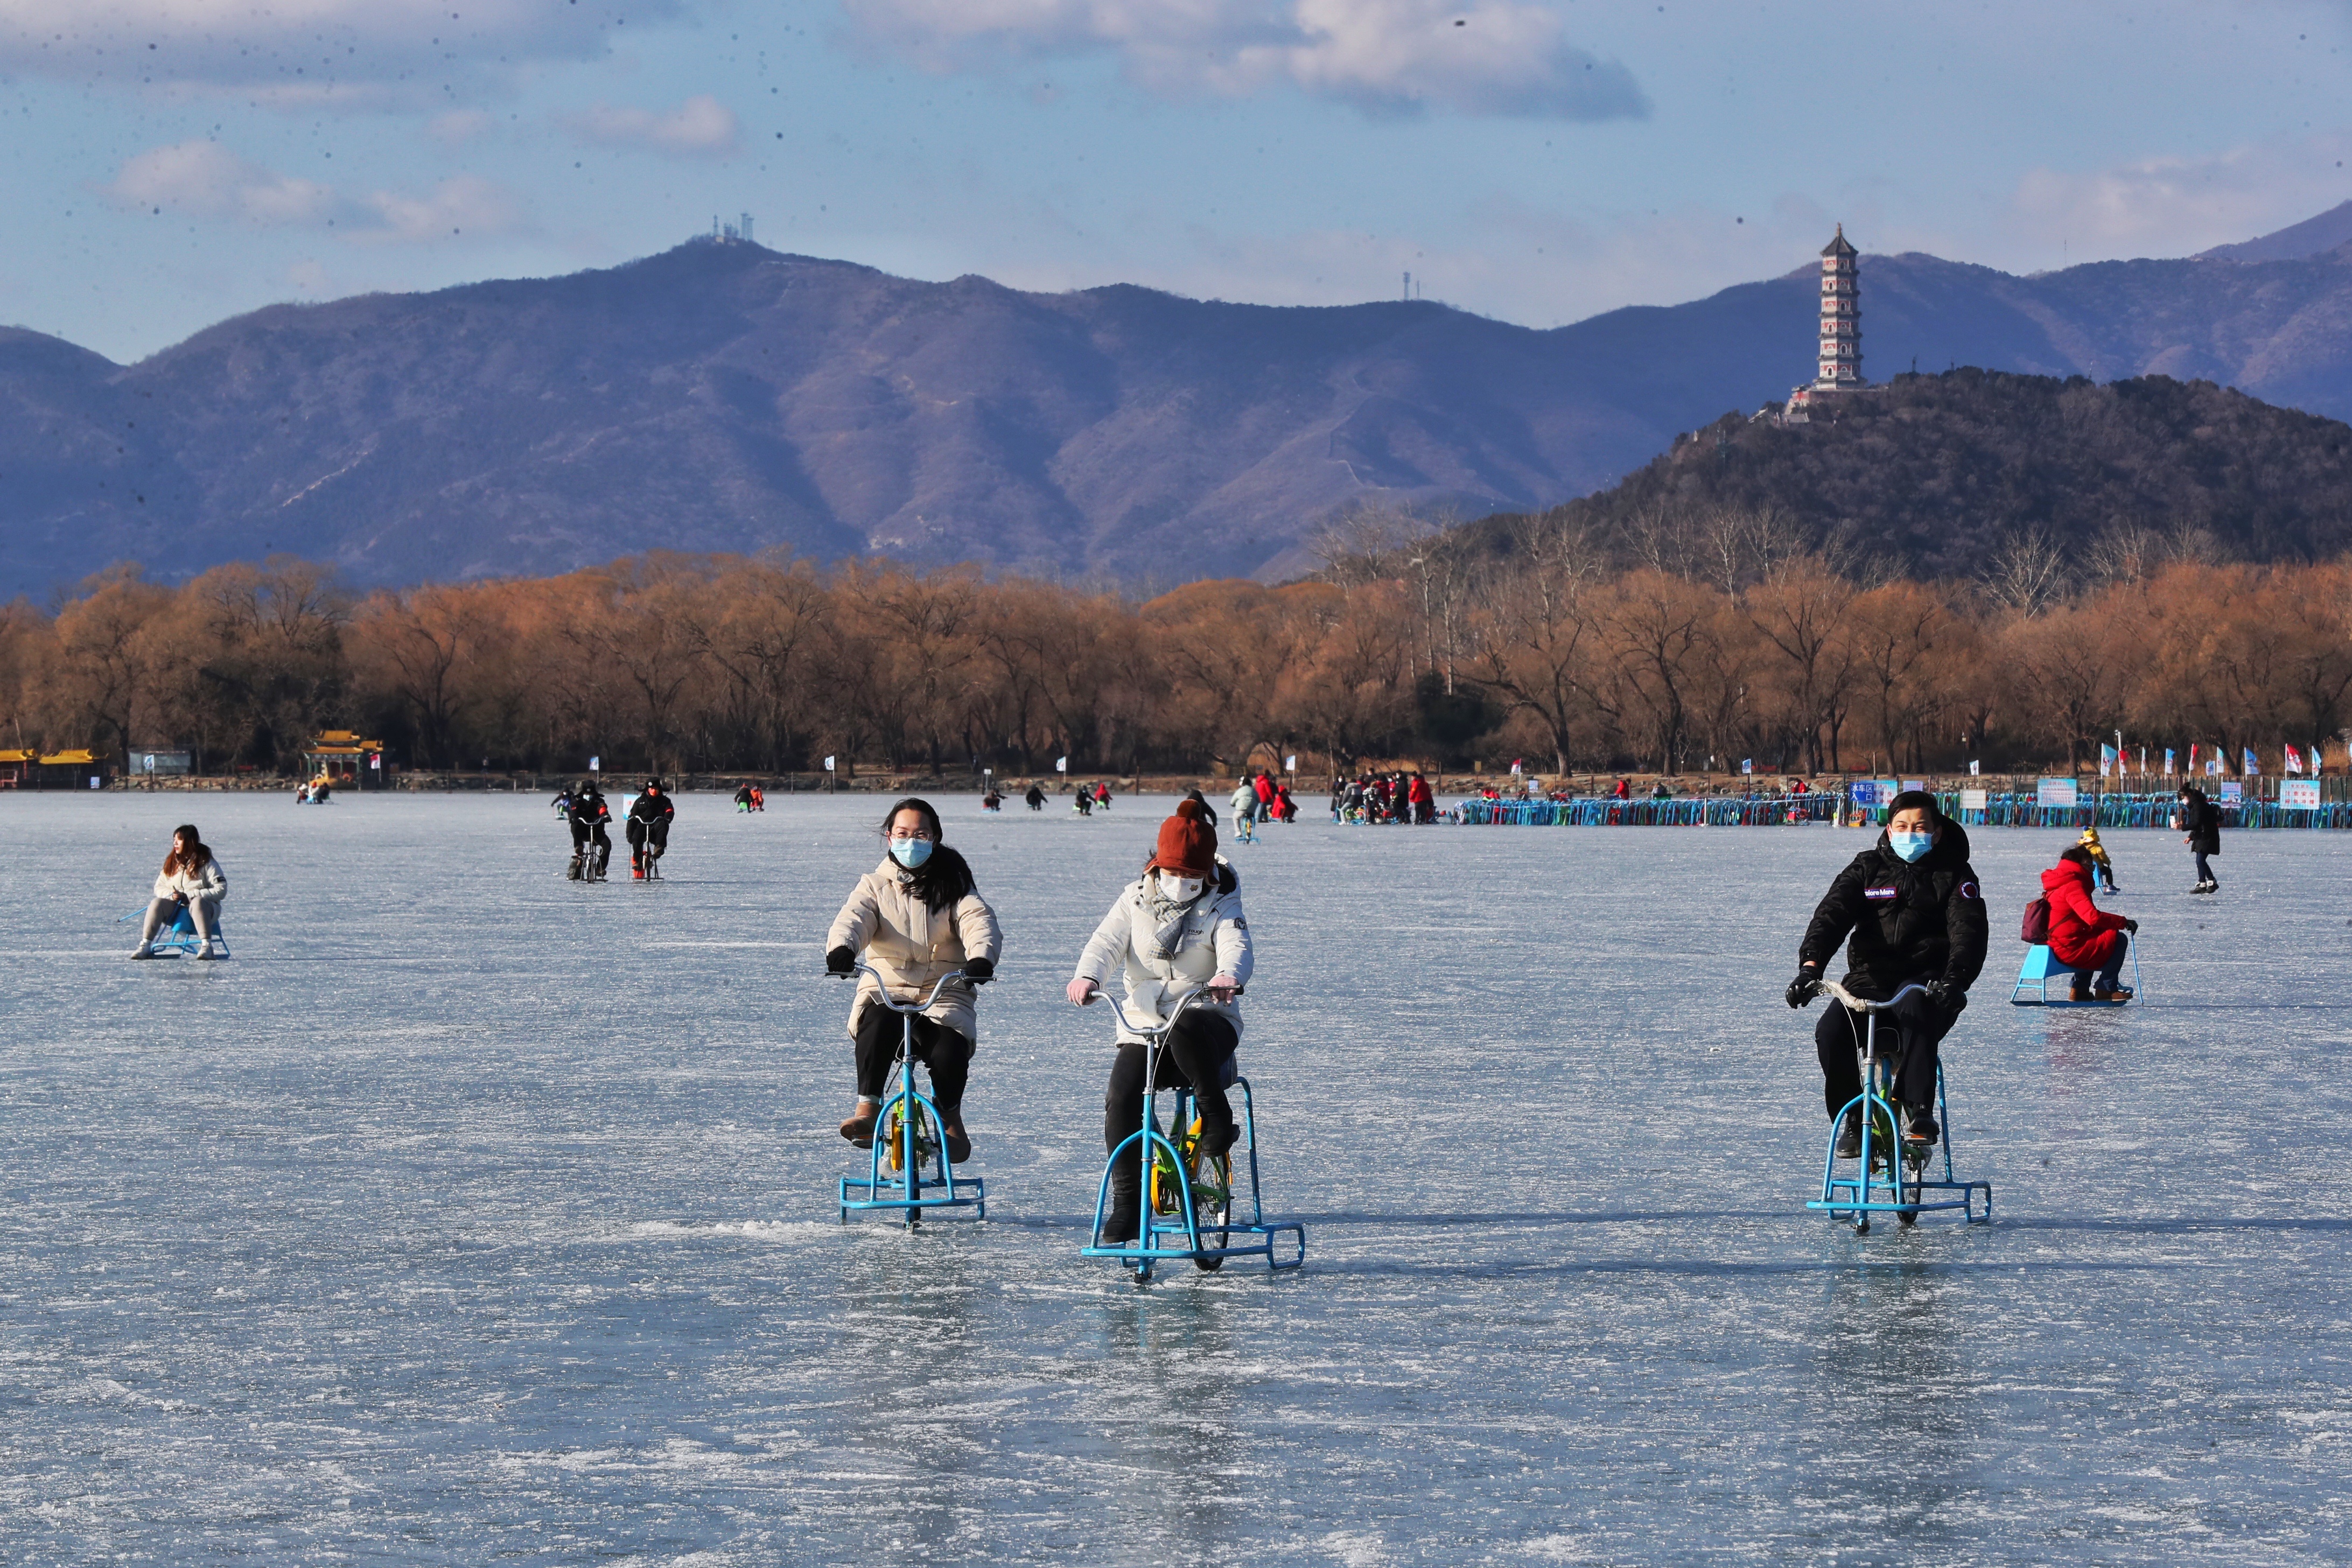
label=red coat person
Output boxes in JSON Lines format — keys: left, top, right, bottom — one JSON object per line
{"left": 2041, "top": 859, "right": 2128, "bottom": 971}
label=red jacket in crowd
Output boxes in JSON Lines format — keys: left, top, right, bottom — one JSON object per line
{"left": 2041, "top": 861, "right": 2128, "bottom": 970}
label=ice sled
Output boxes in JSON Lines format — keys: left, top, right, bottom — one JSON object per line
{"left": 1081, "top": 986, "right": 1306, "bottom": 1283}
{"left": 2010, "top": 933, "right": 2141, "bottom": 1006}
{"left": 122, "top": 905, "right": 231, "bottom": 960}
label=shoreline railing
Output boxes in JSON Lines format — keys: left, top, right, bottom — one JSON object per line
{"left": 1450, "top": 787, "right": 2352, "bottom": 830}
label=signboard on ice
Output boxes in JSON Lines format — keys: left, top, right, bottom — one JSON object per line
{"left": 2036, "top": 778, "right": 2078, "bottom": 807}
{"left": 2280, "top": 779, "right": 2321, "bottom": 810}
{"left": 1959, "top": 789, "right": 1989, "bottom": 811}
{"left": 1847, "top": 780, "right": 1881, "bottom": 807}
{"left": 2219, "top": 782, "right": 2244, "bottom": 802}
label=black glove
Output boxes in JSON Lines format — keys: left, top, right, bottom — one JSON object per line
{"left": 1785, "top": 970, "right": 1821, "bottom": 1009}
{"left": 1924, "top": 979, "right": 1965, "bottom": 1014}
{"left": 2122, "top": 919, "right": 2139, "bottom": 933}
{"left": 825, "top": 945, "right": 856, "bottom": 977}
{"left": 963, "top": 956, "right": 995, "bottom": 984}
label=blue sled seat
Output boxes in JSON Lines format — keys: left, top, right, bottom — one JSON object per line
{"left": 2010, "top": 938, "right": 2137, "bottom": 1006}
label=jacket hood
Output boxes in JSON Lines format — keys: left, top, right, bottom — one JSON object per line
{"left": 1875, "top": 819, "right": 1972, "bottom": 865}
{"left": 2042, "top": 862, "right": 2091, "bottom": 894}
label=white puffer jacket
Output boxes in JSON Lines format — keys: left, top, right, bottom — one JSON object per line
{"left": 153, "top": 855, "right": 228, "bottom": 905}
{"left": 1073, "top": 860, "right": 1254, "bottom": 1046}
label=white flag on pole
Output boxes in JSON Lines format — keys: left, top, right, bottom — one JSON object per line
{"left": 1968, "top": 760, "right": 1980, "bottom": 776}
{"left": 1285, "top": 754, "right": 1297, "bottom": 772}
{"left": 589, "top": 755, "right": 600, "bottom": 772}
{"left": 1055, "top": 757, "right": 1068, "bottom": 773}
{"left": 823, "top": 755, "right": 835, "bottom": 772}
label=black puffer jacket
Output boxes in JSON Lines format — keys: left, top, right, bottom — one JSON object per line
{"left": 2178, "top": 791, "right": 2221, "bottom": 855}
{"left": 1800, "top": 822, "right": 1989, "bottom": 1000}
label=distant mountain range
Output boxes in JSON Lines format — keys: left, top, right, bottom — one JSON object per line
{"left": 11, "top": 205, "right": 2352, "bottom": 596}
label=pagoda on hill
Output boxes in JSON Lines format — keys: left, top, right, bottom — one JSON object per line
{"left": 1778, "top": 225, "right": 1862, "bottom": 423}
{"left": 1814, "top": 225, "right": 1861, "bottom": 391}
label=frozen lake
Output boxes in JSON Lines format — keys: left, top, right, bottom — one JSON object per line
{"left": 4, "top": 789, "right": 2349, "bottom": 1565}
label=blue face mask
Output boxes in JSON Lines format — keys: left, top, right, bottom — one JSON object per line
{"left": 1889, "top": 831, "right": 1933, "bottom": 864}
{"left": 890, "top": 837, "right": 934, "bottom": 870}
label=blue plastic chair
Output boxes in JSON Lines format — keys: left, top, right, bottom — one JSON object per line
{"left": 122, "top": 904, "right": 230, "bottom": 960}
{"left": 2011, "top": 933, "right": 2139, "bottom": 1006}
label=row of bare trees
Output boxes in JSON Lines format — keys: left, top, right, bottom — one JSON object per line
{"left": 4, "top": 527, "right": 2348, "bottom": 779}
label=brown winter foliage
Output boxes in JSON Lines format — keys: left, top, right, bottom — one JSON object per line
{"left": 4, "top": 531, "right": 2349, "bottom": 779}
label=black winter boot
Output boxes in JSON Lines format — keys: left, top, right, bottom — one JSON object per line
{"left": 1100, "top": 1184, "right": 1140, "bottom": 1244}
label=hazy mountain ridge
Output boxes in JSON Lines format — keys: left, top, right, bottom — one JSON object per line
{"left": 10, "top": 208, "right": 2352, "bottom": 595}
{"left": 1463, "top": 368, "right": 2352, "bottom": 580}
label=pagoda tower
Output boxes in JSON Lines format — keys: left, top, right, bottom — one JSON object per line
{"left": 1813, "top": 225, "right": 1861, "bottom": 391}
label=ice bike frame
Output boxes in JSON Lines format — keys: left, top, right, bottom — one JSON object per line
{"left": 1079, "top": 985, "right": 1305, "bottom": 1283}
{"left": 834, "top": 961, "right": 985, "bottom": 1226}
{"left": 1803, "top": 979, "right": 1992, "bottom": 1235}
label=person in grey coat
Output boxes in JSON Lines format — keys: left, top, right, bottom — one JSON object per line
{"left": 134, "top": 824, "right": 227, "bottom": 958}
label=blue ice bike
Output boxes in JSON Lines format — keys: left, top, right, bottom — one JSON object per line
{"left": 833, "top": 962, "right": 985, "bottom": 1227}
{"left": 1803, "top": 979, "right": 1991, "bottom": 1235}
{"left": 1080, "top": 984, "right": 1305, "bottom": 1283}
{"left": 120, "top": 902, "right": 230, "bottom": 960}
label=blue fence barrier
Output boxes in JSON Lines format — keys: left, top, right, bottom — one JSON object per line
{"left": 1449, "top": 788, "right": 2352, "bottom": 829}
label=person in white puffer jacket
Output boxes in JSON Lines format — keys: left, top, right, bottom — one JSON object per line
{"left": 1067, "top": 798, "right": 1253, "bottom": 1243}
{"left": 134, "top": 824, "right": 227, "bottom": 958}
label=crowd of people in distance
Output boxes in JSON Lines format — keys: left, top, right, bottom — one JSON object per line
{"left": 732, "top": 782, "right": 766, "bottom": 812}
{"left": 1069, "top": 780, "right": 1116, "bottom": 815}
{"left": 1332, "top": 770, "right": 1433, "bottom": 824}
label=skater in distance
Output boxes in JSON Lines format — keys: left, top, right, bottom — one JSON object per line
{"left": 566, "top": 779, "right": 612, "bottom": 880}
{"left": 2176, "top": 786, "right": 2221, "bottom": 894}
{"left": 626, "top": 778, "right": 674, "bottom": 878}
{"left": 825, "top": 798, "right": 1002, "bottom": 1165}
{"left": 1067, "top": 798, "right": 1252, "bottom": 1245}
{"left": 132, "top": 824, "right": 227, "bottom": 959}
{"left": 1786, "top": 790, "right": 1987, "bottom": 1156}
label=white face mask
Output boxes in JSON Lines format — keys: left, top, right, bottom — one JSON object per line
{"left": 1156, "top": 871, "right": 1205, "bottom": 902}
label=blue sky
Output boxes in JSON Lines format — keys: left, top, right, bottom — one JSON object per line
{"left": 2, "top": 0, "right": 2348, "bottom": 363}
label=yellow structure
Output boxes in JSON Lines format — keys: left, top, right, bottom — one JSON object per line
{"left": 302, "top": 731, "right": 389, "bottom": 789}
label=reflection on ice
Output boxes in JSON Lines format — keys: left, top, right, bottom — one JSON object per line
{"left": 1, "top": 792, "right": 2347, "bottom": 1562}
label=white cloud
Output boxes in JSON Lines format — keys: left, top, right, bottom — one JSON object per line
{"left": 103, "top": 141, "right": 524, "bottom": 242}
{"left": 841, "top": 0, "right": 1647, "bottom": 120}
{"left": 355, "top": 173, "right": 523, "bottom": 242}
{"left": 0, "top": 0, "right": 682, "bottom": 97}
{"left": 570, "top": 94, "right": 740, "bottom": 157}
{"left": 2010, "top": 135, "right": 2352, "bottom": 257}
{"left": 106, "top": 140, "right": 345, "bottom": 225}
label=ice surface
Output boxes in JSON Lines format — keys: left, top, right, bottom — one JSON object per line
{"left": 3, "top": 790, "right": 2349, "bottom": 1565}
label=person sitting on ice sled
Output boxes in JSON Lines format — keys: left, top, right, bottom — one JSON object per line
{"left": 825, "top": 797, "right": 1002, "bottom": 1164}
{"left": 1786, "top": 789, "right": 1986, "bottom": 1156}
{"left": 626, "top": 778, "right": 674, "bottom": 877}
{"left": 1066, "top": 799, "right": 1252, "bottom": 1245}
{"left": 132, "top": 823, "right": 228, "bottom": 958}
{"left": 2041, "top": 844, "right": 2137, "bottom": 1003}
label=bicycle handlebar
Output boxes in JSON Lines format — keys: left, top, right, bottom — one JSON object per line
{"left": 1093, "top": 981, "right": 1232, "bottom": 1039}
{"left": 1816, "top": 978, "right": 1931, "bottom": 1014}
{"left": 835, "top": 959, "right": 969, "bottom": 1013}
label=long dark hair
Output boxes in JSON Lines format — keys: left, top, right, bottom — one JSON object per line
{"left": 879, "top": 796, "right": 975, "bottom": 911}
{"left": 163, "top": 824, "right": 210, "bottom": 876}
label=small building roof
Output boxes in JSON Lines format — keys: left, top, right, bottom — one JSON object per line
{"left": 38, "top": 749, "right": 103, "bottom": 765}
{"left": 0, "top": 749, "right": 34, "bottom": 762}
{"left": 1822, "top": 223, "right": 1857, "bottom": 258}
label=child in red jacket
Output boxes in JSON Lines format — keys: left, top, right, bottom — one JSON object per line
{"left": 2042, "top": 846, "right": 2138, "bottom": 1003}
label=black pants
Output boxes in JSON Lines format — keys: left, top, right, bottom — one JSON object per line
{"left": 627, "top": 819, "right": 669, "bottom": 858}
{"left": 853, "top": 1007, "right": 973, "bottom": 1110}
{"left": 1103, "top": 1012, "right": 1239, "bottom": 1190}
{"left": 570, "top": 821, "right": 610, "bottom": 872}
{"left": 2075, "top": 946, "right": 2127, "bottom": 992}
{"left": 2193, "top": 850, "right": 2215, "bottom": 886}
{"left": 1815, "top": 988, "right": 1954, "bottom": 1119}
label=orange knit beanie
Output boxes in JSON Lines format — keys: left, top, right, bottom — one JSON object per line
{"left": 1149, "top": 798, "right": 1217, "bottom": 876}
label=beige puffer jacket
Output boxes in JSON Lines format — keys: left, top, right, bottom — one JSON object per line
{"left": 828, "top": 860, "right": 1003, "bottom": 1040}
